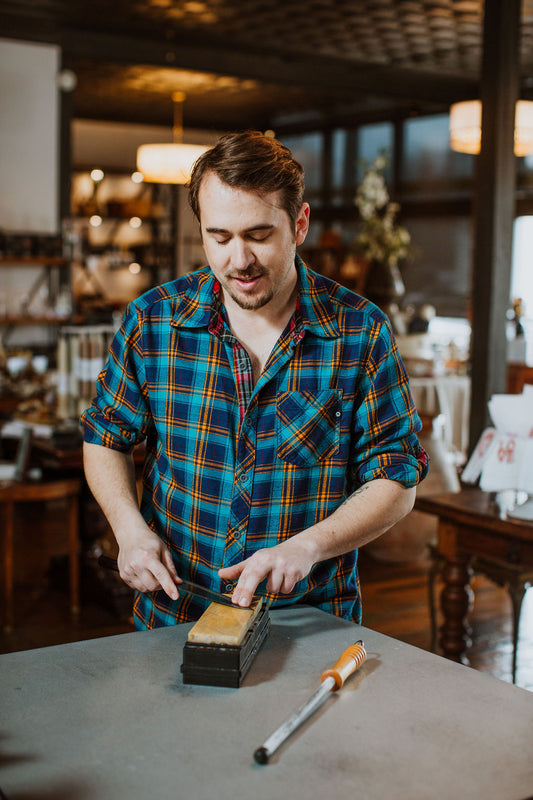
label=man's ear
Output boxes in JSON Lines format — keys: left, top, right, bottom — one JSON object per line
{"left": 295, "top": 203, "right": 310, "bottom": 246}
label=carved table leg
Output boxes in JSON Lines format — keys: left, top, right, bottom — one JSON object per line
{"left": 439, "top": 554, "right": 474, "bottom": 664}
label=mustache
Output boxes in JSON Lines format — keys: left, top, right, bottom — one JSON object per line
{"left": 227, "top": 268, "right": 265, "bottom": 280}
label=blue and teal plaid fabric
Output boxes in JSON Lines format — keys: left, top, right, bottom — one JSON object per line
{"left": 81, "top": 257, "right": 427, "bottom": 629}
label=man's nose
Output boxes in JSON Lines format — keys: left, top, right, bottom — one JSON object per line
{"left": 230, "top": 238, "right": 255, "bottom": 269}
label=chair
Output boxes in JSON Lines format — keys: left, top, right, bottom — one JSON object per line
{"left": 428, "top": 545, "right": 533, "bottom": 683}
{"left": 1, "top": 476, "right": 82, "bottom": 632}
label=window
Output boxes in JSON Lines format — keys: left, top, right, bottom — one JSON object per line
{"left": 403, "top": 114, "right": 474, "bottom": 196}
{"left": 511, "top": 217, "right": 533, "bottom": 317}
{"left": 357, "top": 123, "right": 394, "bottom": 182}
{"left": 279, "top": 132, "right": 323, "bottom": 206}
{"left": 331, "top": 124, "right": 393, "bottom": 207}
{"left": 402, "top": 216, "right": 471, "bottom": 317}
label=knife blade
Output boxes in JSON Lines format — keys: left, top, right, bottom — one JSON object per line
{"left": 97, "top": 554, "right": 247, "bottom": 608}
{"left": 179, "top": 579, "right": 239, "bottom": 608}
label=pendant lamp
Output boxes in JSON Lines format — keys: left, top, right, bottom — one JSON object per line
{"left": 450, "top": 99, "right": 533, "bottom": 157}
{"left": 136, "top": 92, "right": 209, "bottom": 184}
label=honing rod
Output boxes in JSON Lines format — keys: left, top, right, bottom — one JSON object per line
{"left": 254, "top": 640, "right": 367, "bottom": 764}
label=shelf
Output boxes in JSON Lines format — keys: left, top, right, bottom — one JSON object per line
{"left": 1, "top": 315, "right": 83, "bottom": 326}
{"left": 72, "top": 215, "right": 163, "bottom": 222}
{"left": 0, "top": 256, "right": 66, "bottom": 266}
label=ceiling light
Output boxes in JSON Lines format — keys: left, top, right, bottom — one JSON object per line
{"left": 136, "top": 91, "right": 209, "bottom": 184}
{"left": 450, "top": 100, "right": 533, "bottom": 157}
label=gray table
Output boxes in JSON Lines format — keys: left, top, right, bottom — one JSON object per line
{"left": 1, "top": 607, "right": 532, "bottom": 800}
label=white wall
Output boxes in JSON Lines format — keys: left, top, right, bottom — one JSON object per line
{"left": 0, "top": 38, "right": 60, "bottom": 233}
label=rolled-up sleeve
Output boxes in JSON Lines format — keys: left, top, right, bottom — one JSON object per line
{"left": 352, "top": 317, "right": 428, "bottom": 488}
{"left": 80, "top": 303, "right": 150, "bottom": 451}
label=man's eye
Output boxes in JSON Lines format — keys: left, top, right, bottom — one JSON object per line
{"left": 215, "top": 237, "right": 230, "bottom": 245}
{"left": 249, "top": 233, "right": 270, "bottom": 242}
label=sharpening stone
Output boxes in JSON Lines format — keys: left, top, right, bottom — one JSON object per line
{"left": 181, "top": 602, "right": 271, "bottom": 688}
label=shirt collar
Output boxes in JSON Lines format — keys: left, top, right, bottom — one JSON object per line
{"left": 171, "top": 257, "right": 340, "bottom": 340}
{"left": 170, "top": 267, "right": 216, "bottom": 329}
{"left": 294, "top": 255, "right": 340, "bottom": 339}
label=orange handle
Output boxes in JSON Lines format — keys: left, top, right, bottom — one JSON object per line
{"left": 320, "top": 640, "right": 367, "bottom": 690}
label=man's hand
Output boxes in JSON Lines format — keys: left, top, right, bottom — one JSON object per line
{"left": 218, "top": 537, "right": 317, "bottom": 608}
{"left": 118, "top": 527, "right": 181, "bottom": 600}
{"left": 83, "top": 444, "right": 181, "bottom": 601}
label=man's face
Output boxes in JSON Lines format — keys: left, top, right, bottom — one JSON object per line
{"left": 197, "top": 172, "right": 309, "bottom": 312}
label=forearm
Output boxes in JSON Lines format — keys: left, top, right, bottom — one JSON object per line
{"left": 83, "top": 441, "right": 179, "bottom": 598}
{"left": 82, "top": 441, "right": 144, "bottom": 545}
{"left": 221, "top": 478, "right": 415, "bottom": 606}
{"left": 299, "top": 478, "right": 416, "bottom": 564}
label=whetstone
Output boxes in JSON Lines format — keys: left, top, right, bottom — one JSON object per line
{"left": 187, "top": 598, "right": 263, "bottom": 646}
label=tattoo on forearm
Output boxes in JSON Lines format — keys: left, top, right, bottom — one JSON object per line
{"left": 339, "top": 484, "right": 371, "bottom": 508}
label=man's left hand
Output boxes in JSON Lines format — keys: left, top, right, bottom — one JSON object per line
{"left": 218, "top": 538, "right": 317, "bottom": 608}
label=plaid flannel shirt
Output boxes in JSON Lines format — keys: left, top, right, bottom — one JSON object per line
{"left": 81, "top": 257, "right": 428, "bottom": 628}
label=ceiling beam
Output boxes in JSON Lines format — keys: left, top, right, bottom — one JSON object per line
{"left": 0, "top": 14, "right": 478, "bottom": 105}
{"left": 64, "top": 30, "right": 479, "bottom": 103}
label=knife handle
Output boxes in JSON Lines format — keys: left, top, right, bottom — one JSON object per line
{"left": 98, "top": 555, "right": 119, "bottom": 572}
{"left": 320, "top": 640, "right": 366, "bottom": 690}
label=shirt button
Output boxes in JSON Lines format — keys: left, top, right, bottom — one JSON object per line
{"left": 239, "top": 472, "right": 248, "bottom": 483}
{"left": 224, "top": 583, "right": 234, "bottom": 593}
{"left": 335, "top": 411, "right": 341, "bottom": 418}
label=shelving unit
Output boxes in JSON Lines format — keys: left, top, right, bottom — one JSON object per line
{"left": 0, "top": 171, "right": 178, "bottom": 358}
{"left": 68, "top": 170, "right": 177, "bottom": 300}
{"left": 0, "top": 255, "right": 74, "bottom": 348}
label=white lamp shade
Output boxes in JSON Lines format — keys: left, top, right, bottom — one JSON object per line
{"left": 450, "top": 99, "right": 533, "bottom": 157}
{"left": 136, "top": 142, "right": 209, "bottom": 184}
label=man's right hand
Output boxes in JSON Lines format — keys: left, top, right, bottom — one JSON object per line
{"left": 82, "top": 443, "right": 181, "bottom": 601}
{"left": 117, "top": 527, "right": 181, "bottom": 601}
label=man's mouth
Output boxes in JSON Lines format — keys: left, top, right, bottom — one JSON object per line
{"left": 230, "top": 272, "right": 264, "bottom": 288}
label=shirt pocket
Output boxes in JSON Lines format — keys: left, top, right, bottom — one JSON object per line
{"left": 276, "top": 390, "right": 342, "bottom": 467}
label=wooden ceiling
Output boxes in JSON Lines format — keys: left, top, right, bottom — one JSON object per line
{"left": 2, "top": 0, "right": 533, "bottom": 130}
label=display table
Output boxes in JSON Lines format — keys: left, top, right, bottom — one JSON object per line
{"left": 415, "top": 489, "right": 533, "bottom": 668}
{"left": 1, "top": 607, "right": 532, "bottom": 799}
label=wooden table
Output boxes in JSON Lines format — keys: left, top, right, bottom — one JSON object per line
{"left": 415, "top": 488, "right": 533, "bottom": 665}
{"left": 2, "top": 606, "right": 533, "bottom": 800}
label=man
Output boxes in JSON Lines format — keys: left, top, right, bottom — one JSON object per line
{"left": 81, "top": 131, "right": 427, "bottom": 630}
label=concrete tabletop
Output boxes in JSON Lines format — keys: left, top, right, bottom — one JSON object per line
{"left": 1, "top": 606, "right": 532, "bottom": 800}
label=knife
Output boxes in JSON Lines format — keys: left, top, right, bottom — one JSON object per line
{"left": 97, "top": 554, "right": 248, "bottom": 608}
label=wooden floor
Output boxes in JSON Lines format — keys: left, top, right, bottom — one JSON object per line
{"left": 1, "top": 497, "right": 532, "bottom": 692}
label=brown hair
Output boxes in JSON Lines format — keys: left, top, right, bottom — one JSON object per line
{"left": 188, "top": 131, "right": 305, "bottom": 227}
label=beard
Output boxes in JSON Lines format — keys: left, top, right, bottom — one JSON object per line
{"left": 222, "top": 268, "right": 275, "bottom": 310}
{"left": 227, "top": 286, "right": 275, "bottom": 310}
